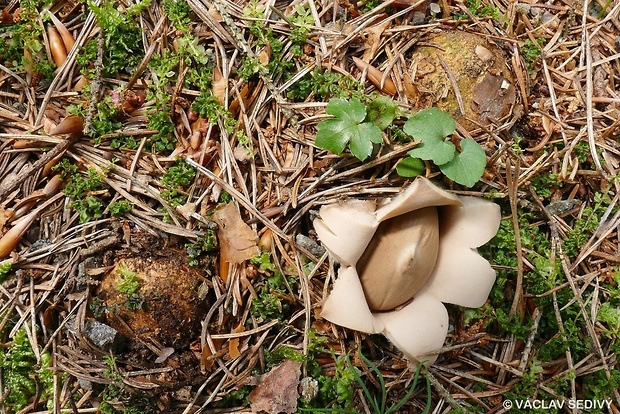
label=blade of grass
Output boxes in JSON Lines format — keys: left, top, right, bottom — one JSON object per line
{"left": 357, "top": 351, "right": 387, "bottom": 412}
{"left": 347, "top": 353, "right": 381, "bottom": 413}
{"left": 385, "top": 362, "right": 424, "bottom": 414}
{"left": 422, "top": 368, "right": 432, "bottom": 414}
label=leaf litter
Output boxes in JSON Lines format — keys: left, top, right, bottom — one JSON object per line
{"left": 0, "top": 0, "right": 620, "bottom": 412}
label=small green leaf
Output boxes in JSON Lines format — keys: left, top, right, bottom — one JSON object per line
{"left": 326, "top": 97, "right": 367, "bottom": 123}
{"left": 439, "top": 139, "right": 487, "bottom": 187}
{"left": 396, "top": 157, "right": 425, "bottom": 178}
{"left": 404, "top": 108, "right": 457, "bottom": 165}
{"left": 315, "top": 98, "right": 382, "bottom": 161}
{"left": 0, "top": 259, "right": 12, "bottom": 283}
{"left": 349, "top": 122, "right": 383, "bottom": 161}
{"left": 366, "top": 96, "right": 398, "bottom": 130}
{"left": 315, "top": 118, "right": 351, "bottom": 155}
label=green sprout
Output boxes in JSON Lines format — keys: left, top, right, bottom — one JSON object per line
{"left": 116, "top": 266, "right": 144, "bottom": 311}
{"left": 116, "top": 265, "right": 140, "bottom": 295}
{"left": 186, "top": 231, "right": 217, "bottom": 266}
{"left": 99, "top": 356, "right": 156, "bottom": 413}
{"left": 461, "top": 0, "right": 506, "bottom": 20}
{"left": 521, "top": 38, "right": 546, "bottom": 70}
{"left": 109, "top": 200, "right": 133, "bottom": 216}
{"left": 288, "top": 67, "right": 365, "bottom": 101}
{"left": 160, "top": 159, "right": 196, "bottom": 208}
{"left": 52, "top": 163, "right": 108, "bottom": 223}
{"left": 401, "top": 108, "right": 487, "bottom": 187}
{"left": 315, "top": 97, "right": 487, "bottom": 187}
{"left": 315, "top": 98, "right": 384, "bottom": 162}
{"left": 0, "top": 259, "right": 12, "bottom": 283}
{"left": 301, "top": 351, "right": 431, "bottom": 414}
{"left": 0, "top": 0, "right": 55, "bottom": 79}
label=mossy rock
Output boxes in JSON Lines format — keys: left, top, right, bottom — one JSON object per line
{"left": 96, "top": 253, "right": 209, "bottom": 349}
{"left": 407, "top": 31, "right": 517, "bottom": 130}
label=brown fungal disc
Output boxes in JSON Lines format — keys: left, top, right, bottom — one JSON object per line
{"left": 96, "top": 252, "right": 209, "bottom": 349}
{"left": 408, "top": 31, "right": 516, "bottom": 130}
{"left": 357, "top": 207, "right": 439, "bottom": 311}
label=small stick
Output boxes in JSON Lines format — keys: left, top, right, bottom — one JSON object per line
{"left": 0, "top": 134, "right": 80, "bottom": 200}
{"left": 437, "top": 55, "right": 465, "bottom": 117}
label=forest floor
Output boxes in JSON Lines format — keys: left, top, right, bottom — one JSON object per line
{"left": 1, "top": 0, "right": 620, "bottom": 412}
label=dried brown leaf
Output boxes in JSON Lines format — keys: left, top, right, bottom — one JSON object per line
{"left": 201, "top": 338, "right": 224, "bottom": 371}
{"left": 212, "top": 66, "right": 227, "bottom": 105}
{"left": 361, "top": 20, "right": 391, "bottom": 62}
{"left": 228, "top": 322, "right": 245, "bottom": 359}
{"left": 249, "top": 359, "right": 301, "bottom": 414}
{"left": 47, "top": 25, "right": 67, "bottom": 68}
{"left": 212, "top": 202, "right": 260, "bottom": 265}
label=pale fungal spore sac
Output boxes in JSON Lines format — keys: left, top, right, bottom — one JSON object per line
{"left": 314, "top": 178, "right": 501, "bottom": 368}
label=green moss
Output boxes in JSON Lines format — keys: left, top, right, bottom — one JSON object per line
{"left": 82, "top": 0, "right": 150, "bottom": 77}
{"left": 0, "top": 326, "right": 56, "bottom": 412}
{"left": 99, "top": 356, "right": 156, "bottom": 413}
{"left": 583, "top": 370, "right": 620, "bottom": 404}
{"left": 162, "top": 0, "right": 191, "bottom": 28}
{"left": 464, "top": 0, "right": 506, "bottom": 19}
{"left": 116, "top": 265, "right": 140, "bottom": 295}
{"left": 521, "top": 38, "right": 547, "bottom": 70}
{"left": 0, "top": 0, "right": 55, "bottom": 79}
{"left": 109, "top": 200, "right": 133, "bottom": 216}
{"left": 563, "top": 190, "right": 613, "bottom": 258}
{"left": 186, "top": 231, "right": 217, "bottom": 266}
{"left": 530, "top": 173, "right": 562, "bottom": 199}
{"left": 288, "top": 67, "right": 364, "bottom": 101}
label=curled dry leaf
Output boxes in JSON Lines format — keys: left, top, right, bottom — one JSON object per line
{"left": 23, "top": 49, "right": 34, "bottom": 85}
{"left": 258, "top": 229, "right": 273, "bottom": 251}
{"left": 50, "top": 115, "right": 84, "bottom": 136}
{"left": 47, "top": 25, "right": 67, "bottom": 67}
{"left": 228, "top": 322, "right": 245, "bottom": 359}
{"left": 542, "top": 114, "right": 555, "bottom": 136}
{"left": 361, "top": 20, "right": 391, "bottom": 62}
{"left": 0, "top": 210, "right": 39, "bottom": 259}
{"left": 11, "top": 174, "right": 63, "bottom": 218}
{"left": 48, "top": 11, "right": 75, "bottom": 52}
{"left": 353, "top": 57, "right": 397, "bottom": 96}
{"left": 0, "top": 207, "right": 9, "bottom": 231}
{"left": 249, "top": 359, "right": 302, "bottom": 414}
{"left": 73, "top": 75, "right": 89, "bottom": 91}
{"left": 212, "top": 66, "right": 227, "bottom": 105}
{"left": 212, "top": 203, "right": 260, "bottom": 281}
{"left": 201, "top": 338, "right": 224, "bottom": 371}
{"left": 189, "top": 117, "right": 209, "bottom": 150}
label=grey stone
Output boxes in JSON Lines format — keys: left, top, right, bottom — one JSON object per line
{"left": 83, "top": 319, "right": 125, "bottom": 352}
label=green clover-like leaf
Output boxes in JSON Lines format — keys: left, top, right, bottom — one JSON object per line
{"left": 404, "top": 108, "right": 457, "bottom": 165}
{"left": 349, "top": 122, "right": 383, "bottom": 161}
{"left": 396, "top": 157, "right": 425, "bottom": 178}
{"left": 315, "top": 98, "right": 383, "bottom": 161}
{"left": 366, "top": 96, "right": 398, "bottom": 130}
{"left": 439, "top": 139, "right": 487, "bottom": 187}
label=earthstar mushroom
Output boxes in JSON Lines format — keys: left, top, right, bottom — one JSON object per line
{"left": 313, "top": 177, "right": 501, "bottom": 367}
